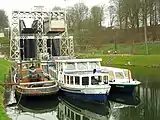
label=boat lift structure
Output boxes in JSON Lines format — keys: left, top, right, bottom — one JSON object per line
{"left": 10, "top": 6, "right": 74, "bottom": 61}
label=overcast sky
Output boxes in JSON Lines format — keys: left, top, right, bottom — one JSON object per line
{"left": 0, "top": 0, "right": 109, "bottom": 9}
{"left": 0, "top": 0, "right": 110, "bottom": 26}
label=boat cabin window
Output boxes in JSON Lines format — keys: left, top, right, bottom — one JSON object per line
{"left": 77, "top": 62, "right": 88, "bottom": 70}
{"left": 115, "top": 72, "right": 124, "bottom": 79}
{"left": 103, "top": 76, "right": 108, "bottom": 80}
{"left": 64, "top": 75, "right": 66, "bottom": 83}
{"left": 98, "top": 76, "right": 102, "bottom": 82}
{"left": 103, "top": 76, "right": 108, "bottom": 83}
{"left": 65, "top": 106, "right": 67, "bottom": 114}
{"left": 124, "top": 70, "right": 131, "bottom": 79}
{"left": 83, "top": 116, "right": 90, "bottom": 120}
{"left": 108, "top": 71, "right": 115, "bottom": 80}
{"left": 89, "top": 62, "right": 100, "bottom": 69}
{"left": 71, "top": 111, "right": 74, "bottom": 120}
{"left": 75, "top": 76, "right": 80, "bottom": 85}
{"left": 93, "top": 76, "right": 102, "bottom": 82}
{"left": 67, "top": 109, "right": 70, "bottom": 117}
{"left": 70, "top": 76, "right": 74, "bottom": 84}
{"left": 67, "top": 76, "right": 69, "bottom": 84}
{"left": 66, "top": 63, "right": 76, "bottom": 70}
{"left": 82, "top": 77, "right": 89, "bottom": 85}
{"left": 76, "top": 114, "right": 81, "bottom": 120}
{"left": 91, "top": 76, "right": 99, "bottom": 85}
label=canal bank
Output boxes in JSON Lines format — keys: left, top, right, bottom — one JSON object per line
{"left": 0, "top": 59, "right": 11, "bottom": 120}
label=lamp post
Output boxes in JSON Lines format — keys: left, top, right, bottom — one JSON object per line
{"left": 112, "top": 27, "right": 117, "bottom": 54}
{"left": 144, "top": 17, "right": 148, "bottom": 55}
{"left": 141, "top": 0, "right": 148, "bottom": 55}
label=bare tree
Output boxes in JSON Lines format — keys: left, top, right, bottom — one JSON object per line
{"left": 0, "top": 10, "right": 9, "bottom": 31}
{"left": 108, "top": 5, "right": 116, "bottom": 27}
{"left": 90, "top": 5, "right": 105, "bottom": 27}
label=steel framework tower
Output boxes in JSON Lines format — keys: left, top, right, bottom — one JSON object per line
{"left": 10, "top": 6, "right": 74, "bottom": 61}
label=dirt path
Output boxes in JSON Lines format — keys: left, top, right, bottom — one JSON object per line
{"left": 104, "top": 54, "right": 132, "bottom": 56}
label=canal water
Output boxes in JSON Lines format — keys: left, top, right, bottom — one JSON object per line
{"left": 5, "top": 67, "right": 160, "bottom": 120}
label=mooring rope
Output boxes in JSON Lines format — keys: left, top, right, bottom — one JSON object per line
{"left": 16, "top": 92, "right": 23, "bottom": 106}
{"left": 15, "top": 91, "right": 23, "bottom": 120}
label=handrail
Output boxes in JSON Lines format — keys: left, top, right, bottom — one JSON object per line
{"left": 19, "top": 81, "right": 55, "bottom": 85}
{"left": 0, "top": 81, "right": 55, "bottom": 86}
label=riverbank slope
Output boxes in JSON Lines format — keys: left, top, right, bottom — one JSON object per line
{"left": 79, "top": 54, "right": 160, "bottom": 67}
{"left": 0, "top": 59, "right": 11, "bottom": 120}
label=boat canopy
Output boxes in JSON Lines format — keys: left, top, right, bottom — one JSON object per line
{"left": 55, "top": 58, "right": 102, "bottom": 72}
{"left": 101, "top": 66, "right": 132, "bottom": 80}
{"left": 55, "top": 58, "right": 102, "bottom": 63}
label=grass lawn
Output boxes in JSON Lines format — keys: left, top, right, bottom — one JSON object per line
{"left": 77, "top": 43, "right": 160, "bottom": 66}
{"left": 0, "top": 59, "right": 11, "bottom": 120}
{"left": 77, "top": 42, "right": 160, "bottom": 55}
{"left": 79, "top": 54, "right": 160, "bottom": 67}
{"left": 100, "top": 43, "right": 160, "bottom": 55}
{"left": 100, "top": 55, "right": 160, "bottom": 66}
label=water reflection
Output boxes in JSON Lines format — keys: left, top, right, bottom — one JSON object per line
{"left": 108, "top": 92, "right": 141, "bottom": 120}
{"left": 58, "top": 96, "right": 110, "bottom": 120}
{"left": 6, "top": 92, "right": 141, "bottom": 120}
{"left": 133, "top": 68, "right": 160, "bottom": 120}
{"left": 109, "top": 92, "right": 140, "bottom": 107}
{"left": 6, "top": 91, "right": 141, "bottom": 120}
{"left": 6, "top": 96, "right": 59, "bottom": 120}
{"left": 138, "top": 85, "right": 160, "bottom": 120}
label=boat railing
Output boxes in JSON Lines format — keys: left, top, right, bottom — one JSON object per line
{"left": 19, "top": 81, "right": 55, "bottom": 85}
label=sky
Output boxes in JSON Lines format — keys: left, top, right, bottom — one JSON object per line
{"left": 0, "top": 0, "right": 110, "bottom": 27}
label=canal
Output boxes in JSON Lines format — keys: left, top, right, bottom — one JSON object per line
{"left": 5, "top": 67, "right": 160, "bottom": 120}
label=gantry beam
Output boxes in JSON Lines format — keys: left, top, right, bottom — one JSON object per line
{"left": 10, "top": 6, "right": 74, "bottom": 61}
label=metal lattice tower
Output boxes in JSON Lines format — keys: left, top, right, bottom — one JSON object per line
{"left": 10, "top": 11, "right": 20, "bottom": 60}
{"left": 10, "top": 6, "right": 74, "bottom": 61}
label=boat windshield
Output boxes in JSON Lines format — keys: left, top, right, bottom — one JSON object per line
{"left": 77, "top": 62, "right": 88, "bottom": 70}
{"left": 65, "top": 63, "right": 76, "bottom": 70}
{"left": 124, "top": 70, "right": 131, "bottom": 79}
{"left": 89, "top": 62, "right": 100, "bottom": 69}
{"left": 108, "top": 71, "right": 115, "bottom": 80}
{"left": 115, "top": 72, "right": 125, "bottom": 79}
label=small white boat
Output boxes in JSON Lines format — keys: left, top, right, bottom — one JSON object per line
{"left": 101, "top": 66, "right": 141, "bottom": 94}
{"left": 52, "top": 58, "right": 111, "bottom": 103}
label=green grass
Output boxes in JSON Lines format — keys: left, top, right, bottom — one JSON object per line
{"left": 101, "top": 43, "right": 160, "bottom": 55}
{"left": 79, "top": 54, "right": 160, "bottom": 67}
{"left": 0, "top": 37, "right": 9, "bottom": 44}
{"left": 77, "top": 42, "right": 160, "bottom": 55}
{"left": 101, "top": 55, "right": 160, "bottom": 66}
{"left": 0, "top": 59, "right": 11, "bottom": 120}
{"left": 0, "top": 37, "right": 10, "bottom": 56}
